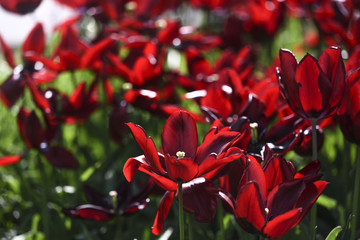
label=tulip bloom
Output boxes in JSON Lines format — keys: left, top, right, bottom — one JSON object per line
{"left": 277, "top": 47, "right": 345, "bottom": 120}
{"left": 338, "top": 69, "right": 360, "bottom": 145}
{"left": 123, "top": 110, "right": 242, "bottom": 234}
{"left": 232, "top": 147, "right": 327, "bottom": 238}
{"left": 123, "top": 110, "right": 242, "bottom": 190}
{"left": 63, "top": 180, "right": 153, "bottom": 221}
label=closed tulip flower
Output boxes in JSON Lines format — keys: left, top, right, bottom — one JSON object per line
{"left": 276, "top": 47, "right": 345, "bottom": 120}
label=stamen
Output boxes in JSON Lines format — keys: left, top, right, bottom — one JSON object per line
{"left": 176, "top": 151, "right": 185, "bottom": 158}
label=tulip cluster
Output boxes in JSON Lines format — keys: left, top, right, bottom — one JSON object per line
{"left": 0, "top": 0, "right": 360, "bottom": 239}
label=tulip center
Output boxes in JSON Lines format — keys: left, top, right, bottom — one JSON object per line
{"left": 265, "top": 207, "right": 269, "bottom": 214}
{"left": 176, "top": 151, "right": 185, "bottom": 158}
{"left": 109, "top": 190, "right": 118, "bottom": 210}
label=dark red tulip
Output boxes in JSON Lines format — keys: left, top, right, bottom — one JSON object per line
{"left": 63, "top": 180, "right": 153, "bottom": 221}
{"left": 0, "top": 0, "right": 42, "bottom": 14}
{"left": 123, "top": 111, "right": 242, "bottom": 234}
{"left": 124, "top": 111, "right": 241, "bottom": 188}
{"left": 338, "top": 68, "right": 360, "bottom": 145}
{"left": 17, "top": 108, "right": 78, "bottom": 169}
{"left": 277, "top": 47, "right": 345, "bottom": 120}
{"left": 231, "top": 150, "right": 327, "bottom": 238}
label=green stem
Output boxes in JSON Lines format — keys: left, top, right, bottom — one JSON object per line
{"left": 38, "top": 155, "right": 50, "bottom": 237}
{"left": 187, "top": 213, "right": 193, "bottom": 240}
{"left": 310, "top": 118, "right": 318, "bottom": 240}
{"left": 311, "top": 118, "right": 318, "bottom": 161}
{"left": 178, "top": 181, "right": 184, "bottom": 240}
{"left": 217, "top": 204, "right": 225, "bottom": 240}
{"left": 350, "top": 146, "right": 360, "bottom": 240}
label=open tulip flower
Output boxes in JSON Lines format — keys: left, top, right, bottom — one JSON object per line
{"left": 123, "top": 110, "right": 243, "bottom": 234}
{"left": 123, "top": 110, "right": 242, "bottom": 190}
{"left": 276, "top": 46, "right": 345, "bottom": 120}
{"left": 62, "top": 180, "right": 154, "bottom": 221}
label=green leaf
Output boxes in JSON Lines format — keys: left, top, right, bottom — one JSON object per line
{"left": 325, "top": 226, "right": 342, "bottom": 240}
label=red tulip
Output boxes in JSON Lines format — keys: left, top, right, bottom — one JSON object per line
{"left": 277, "top": 47, "right": 345, "bottom": 120}
{"left": 338, "top": 68, "right": 360, "bottom": 145}
{"left": 123, "top": 110, "right": 242, "bottom": 234}
{"left": 63, "top": 180, "right": 154, "bottom": 221}
{"left": 232, "top": 148, "right": 327, "bottom": 238}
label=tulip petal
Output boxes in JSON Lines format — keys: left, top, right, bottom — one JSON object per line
{"left": 123, "top": 155, "right": 146, "bottom": 182}
{"left": 22, "top": 23, "right": 45, "bottom": 56}
{"left": 0, "top": 155, "right": 21, "bottom": 166}
{"left": 27, "top": 80, "right": 51, "bottom": 114}
{"left": 199, "top": 147, "right": 242, "bottom": 179}
{"left": 263, "top": 154, "right": 295, "bottom": 193}
{"left": 319, "top": 47, "right": 345, "bottom": 108}
{"left": 0, "top": 35, "right": 15, "bottom": 68}
{"left": 62, "top": 204, "right": 114, "bottom": 221}
{"left": 152, "top": 191, "right": 175, "bottom": 235}
{"left": 42, "top": 146, "right": 78, "bottom": 169}
{"left": 196, "top": 131, "right": 240, "bottom": 165}
{"left": 239, "top": 155, "right": 267, "bottom": 201}
{"left": 140, "top": 166, "right": 178, "bottom": 191}
{"left": 80, "top": 38, "right": 115, "bottom": 69}
{"left": 0, "top": 73, "right": 26, "bottom": 107}
{"left": 235, "top": 181, "right": 266, "bottom": 232}
{"left": 295, "top": 180, "right": 328, "bottom": 220}
{"left": 266, "top": 179, "right": 305, "bottom": 218}
{"left": 182, "top": 178, "right": 218, "bottom": 222}
{"left": 278, "top": 49, "right": 302, "bottom": 113}
{"left": 294, "top": 160, "right": 321, "bottom": 181}
{"left": 263, "top": 208, "right": 302, "bottom": 238}
{"left": 126, "top": 123, "right": 164, "bottom": 174}
{"left": 164, "top": 155, "right": 198, "bottom": 182}
{"left": 162, "top": 111, "right": 198, "bottom": 160}
{"left": 295, "top": 54, "right": 331, "bottom": 117}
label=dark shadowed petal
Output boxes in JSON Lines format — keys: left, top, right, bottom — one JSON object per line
{"left": 266, "top": 180, "right": 305, "bottom": 218}
{"left": 83, "top": 185, "right": 112, "bottom": 209}
{"left": 295, "top": 180, "right": 328, "bottom": 221}
{"left": 294, "top": 160, "right": 321, "bottom": 182}
{"left": 42, "top": 146, "right": 78, "bottom": 169}
{"left": 0, "top": 155, "right": 21, "bottom": 166}
{"left": 109, "top": 104, "right": 127, "bottom": 143}
{"left": 62, "top": 204, "right": 114, "bottom": 221}
{"left": 126, "top": 123, "right": 164, "bottom": 174}
{"left": 278, "top": 49, "right": 301, "bottom": 113}
{"left": 21, "top": 110, "right": 44, "bottom": 148}
{"left": 165, "top": 155, "right": 198, "bottom": 182}
{"left": 22, "top": 23, "right": 45, "bottom": 56}
{"left": 152, "top": 191, "right": 175, "bottom": 235}
{"left": 295, "top": 54, "right": 331, "bottom": 117}
{"left": 0, "top": 73, "right": 26, "bottom": 107}
{"left": 319, "top": 47, "right": 345, "bottom": 108}
{"left": 235, "top": 181, "right": 266, "bottom": 232}
{"left": 162, "top": 111, "right": 198, "bottom": 159}
{"left": 263, "top": 208, "right": 302, "bottom": 239}
{"left": 199, "top": 147, "right": 242, "bottom": 179}
{"left": 196, "top": 131, "right": 240, "bottom": 165}
{"left": 182, "top": 178, "right": 218, "bottom": 222}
